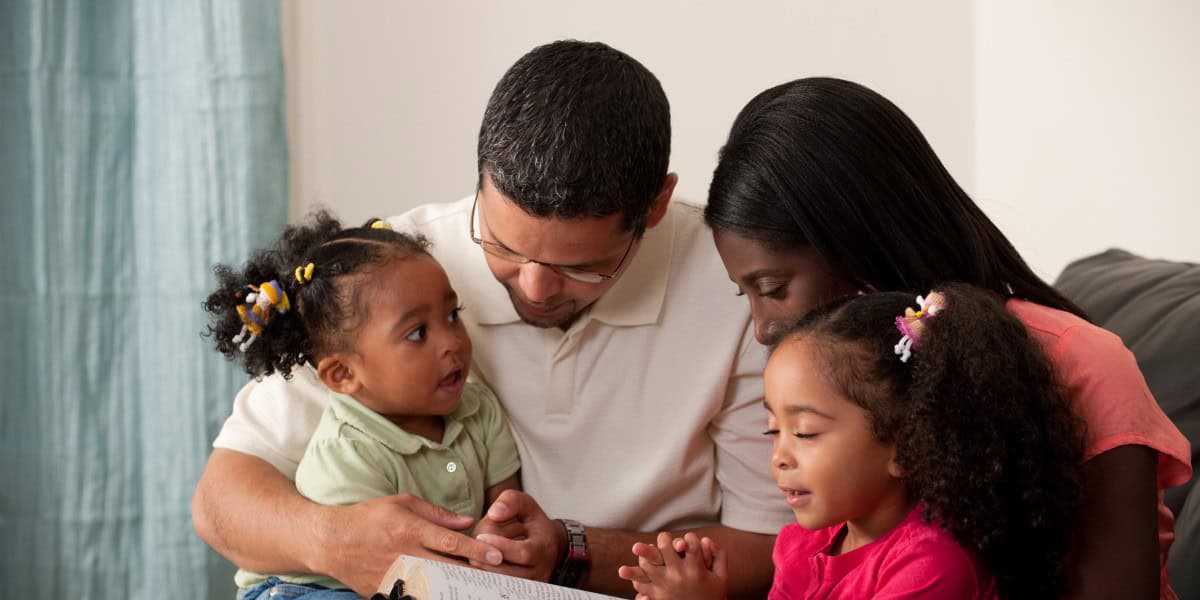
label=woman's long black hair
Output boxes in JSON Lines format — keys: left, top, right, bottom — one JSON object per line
{"left": 706, "top": 77, "right": 1088, "bottom": 320}
{"left": 779, "top": 284, "right": 1085, "bottom": 598}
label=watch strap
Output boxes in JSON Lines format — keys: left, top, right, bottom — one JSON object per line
{"left": 550, "top": 518, "right": 590, "bottom": 588}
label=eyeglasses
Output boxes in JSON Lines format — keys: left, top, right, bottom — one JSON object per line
{"left": 469, "top": 194, "right": 636, "bottom": 284}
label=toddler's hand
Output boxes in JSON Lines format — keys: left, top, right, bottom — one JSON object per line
{"left": 672, "top": 533, "right": 715, "bottom": 569}
{"left": 617, "top": 532, "right": 727, "bottom": 600}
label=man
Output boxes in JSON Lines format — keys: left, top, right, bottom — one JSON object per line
{"left": 192, "top": 40, "right": 790, "bottom": 598}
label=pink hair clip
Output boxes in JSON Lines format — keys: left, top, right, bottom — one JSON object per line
{"left": 894, "top": 290, "right": 947, "bottom": 363}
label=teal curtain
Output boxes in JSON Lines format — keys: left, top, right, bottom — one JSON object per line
{"left": 1, "top": 1, "right": 287, "bottom": 597}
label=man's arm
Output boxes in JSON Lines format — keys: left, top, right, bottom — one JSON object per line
{"left": 192, "top": 449, "right": 323, "bottom": 575}
{"left": 473, "top": 490, "right": 775, "bottom": 599}
{"left": 586, "top": 523, "right": 774, "bottom": 598}
{"left": 192, "top": 448, "right": 503, "bottom": 596}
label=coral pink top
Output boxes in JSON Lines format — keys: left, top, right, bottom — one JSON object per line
{"left": 769, "top": 506, "right": 996, "bottom": 599}
{"left": 1009, "top": 299, "right": 1192, "bottom": 598}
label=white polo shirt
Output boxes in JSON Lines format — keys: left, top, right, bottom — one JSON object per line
{"left": 213, "top": 197, "right": 793, "bottom": 535}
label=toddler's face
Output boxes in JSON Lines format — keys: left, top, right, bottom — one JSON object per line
{"left": 764, "top": 338, "right": 906, "bottom": 537}
{"left": 346, "top": 254, "right": 472, "bottom": 429}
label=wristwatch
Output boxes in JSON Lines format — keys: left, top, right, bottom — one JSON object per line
{"left": 550, "top": 518, "right": 590, "bottom": 588}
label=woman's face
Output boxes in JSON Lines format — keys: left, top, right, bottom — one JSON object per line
{"left": 712, "top": 229, "right": 858, "bottom": 345}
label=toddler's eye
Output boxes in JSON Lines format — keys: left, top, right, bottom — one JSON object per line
{"left": 405, "top": 325, "right": 426, "bottom": 341}
{"left": 448, "top": 305, "right": 465, "bottom": 323}
{"left": 762, "top": 429, "right": 780, "bottom": 436}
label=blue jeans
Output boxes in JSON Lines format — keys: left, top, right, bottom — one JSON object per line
{"left": 238, "top": 578, "right": 361, "bottom": 600}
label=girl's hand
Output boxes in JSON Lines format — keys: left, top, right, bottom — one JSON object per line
{"left": 617, "top": 532, "right": 728, "bottom": 600}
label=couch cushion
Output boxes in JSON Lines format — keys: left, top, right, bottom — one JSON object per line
{"left": 1054, "top": 248, "right": 1200, "bottom": 516}
{"left": 1168, "top": 480, "right": 1200, "bottom": 597}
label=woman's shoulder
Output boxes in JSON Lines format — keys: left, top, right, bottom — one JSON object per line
{"left": 1005, "top": 298, "right": 1133, "bottom": 373}
{"left": 1007, "top": 298, "right": 1149, "bottom": 419}
{"left": 1006, "top": 299, "right": 1119, "bottom": 346}
{"left": 1007, "top": 300, "right": 1191, "bottom": 485}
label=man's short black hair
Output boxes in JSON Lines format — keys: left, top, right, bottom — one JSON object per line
{"left": 477, "top": 40, "right": 671, "bottom": 234}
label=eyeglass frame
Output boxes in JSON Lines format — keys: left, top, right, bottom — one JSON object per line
{"left": 468, "top": 193, "right": 637, "bottom": 284}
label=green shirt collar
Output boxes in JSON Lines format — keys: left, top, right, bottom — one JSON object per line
{"left": 326, "top": 389, "right": 482, "bottom": 455}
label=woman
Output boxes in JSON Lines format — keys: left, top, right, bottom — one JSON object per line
{"left": 705, "top": 77, "right": 1191, "bottom": 599}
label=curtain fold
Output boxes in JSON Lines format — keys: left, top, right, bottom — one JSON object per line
{"left": 1, "top": 1, "right": 288, "bottom": 597}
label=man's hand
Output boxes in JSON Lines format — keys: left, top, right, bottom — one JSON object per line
{"left": 472, "top": 489, "right": 566, "bottom": 582}
{"left": 618, "top": 532, "right": 728, "bottom": 600}
{"left": 314, "top": 493, "right": 506, "bottom": 596}
{"left": 193, "top": 450, "right": 507, "bottom": 598}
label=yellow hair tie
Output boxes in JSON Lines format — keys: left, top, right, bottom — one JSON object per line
{"left": 232, "top": 280, "right": 291, "bottom": 351}
{"left": 260, "top": 281, "right": 291, "bottom": 312}
{"left": 371, "top": 219, "right": 392, "bottom": 230}
{"left": 294, "top": 262, "right": 314, "bottom": 285}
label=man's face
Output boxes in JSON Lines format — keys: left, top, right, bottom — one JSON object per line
{"left": 474, "top": 173, "right": 640, "bottom": 329}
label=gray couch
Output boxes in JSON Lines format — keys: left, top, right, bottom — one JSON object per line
{"left": 1054, "top": 248, "right": 1200, "bottom": 598}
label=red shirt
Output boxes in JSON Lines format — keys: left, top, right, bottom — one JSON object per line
{"left": 769, "top": 506, "right": 995, "bottom": 599}
{"left": 1009, "top": 299, "right": 1192, "bottom": 598}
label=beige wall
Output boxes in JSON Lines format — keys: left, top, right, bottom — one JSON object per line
{"left": 975, "top": 0, "right": 1200, "bottom": 279}
{"left": 283, "top": 1, "right": 1198, "bottom": 280}
{"left": 281, "top": 1, "right": 974, "bottom": 228}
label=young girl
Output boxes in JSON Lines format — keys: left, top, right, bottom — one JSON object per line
{"left": 204, "top": 211, "right": 521, "bottom": 599}
{"left": 621, "top": 284, "right": 1085, "bottom": 599}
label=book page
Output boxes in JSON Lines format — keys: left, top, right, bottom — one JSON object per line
{"left": 378, "top": 555, "right": 622, "bottom": 600}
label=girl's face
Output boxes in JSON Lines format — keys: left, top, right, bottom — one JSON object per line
{"left": 343, "top": 254, "right": 472, "bottom": 433}
{"left": 712, "top": 229, "right": 858, "bottom": 346}
{"left": 764, "top": 338, "right": 909, "bottom": 545}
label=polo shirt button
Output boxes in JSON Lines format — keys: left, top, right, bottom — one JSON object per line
{"left": 446, "top": 461, "right": 458, "bottom": 473}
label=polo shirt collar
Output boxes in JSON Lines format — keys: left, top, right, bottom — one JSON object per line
{"left": 465, "top": 205, "right": 676, "bottom": 328}
{"left": 586, "top": 206, "right": 673, "bottom": 327}
{"left": 326, "top": 389, "right": 481, "bottom": 455}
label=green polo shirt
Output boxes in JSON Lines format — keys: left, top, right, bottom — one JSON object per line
{"left": 234, "top": 381, "right": 521, "bottom": 590}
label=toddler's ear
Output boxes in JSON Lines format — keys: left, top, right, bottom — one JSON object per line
{"left": 887, "top": 447, "right": 904, "bottom": 479}
{"left": 317, "top": 354, "right": 362, "bottom": 395}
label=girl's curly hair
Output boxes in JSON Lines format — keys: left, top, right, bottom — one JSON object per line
{"left": 202, "top": 210, "right": 429, "bottom": 379}
{"left": 779, "top": 283, "right": 1085, "bottom": 599}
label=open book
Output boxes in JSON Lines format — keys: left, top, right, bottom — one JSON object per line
{"left": 374, "top": 555, "right": 623, "bottom": 600}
